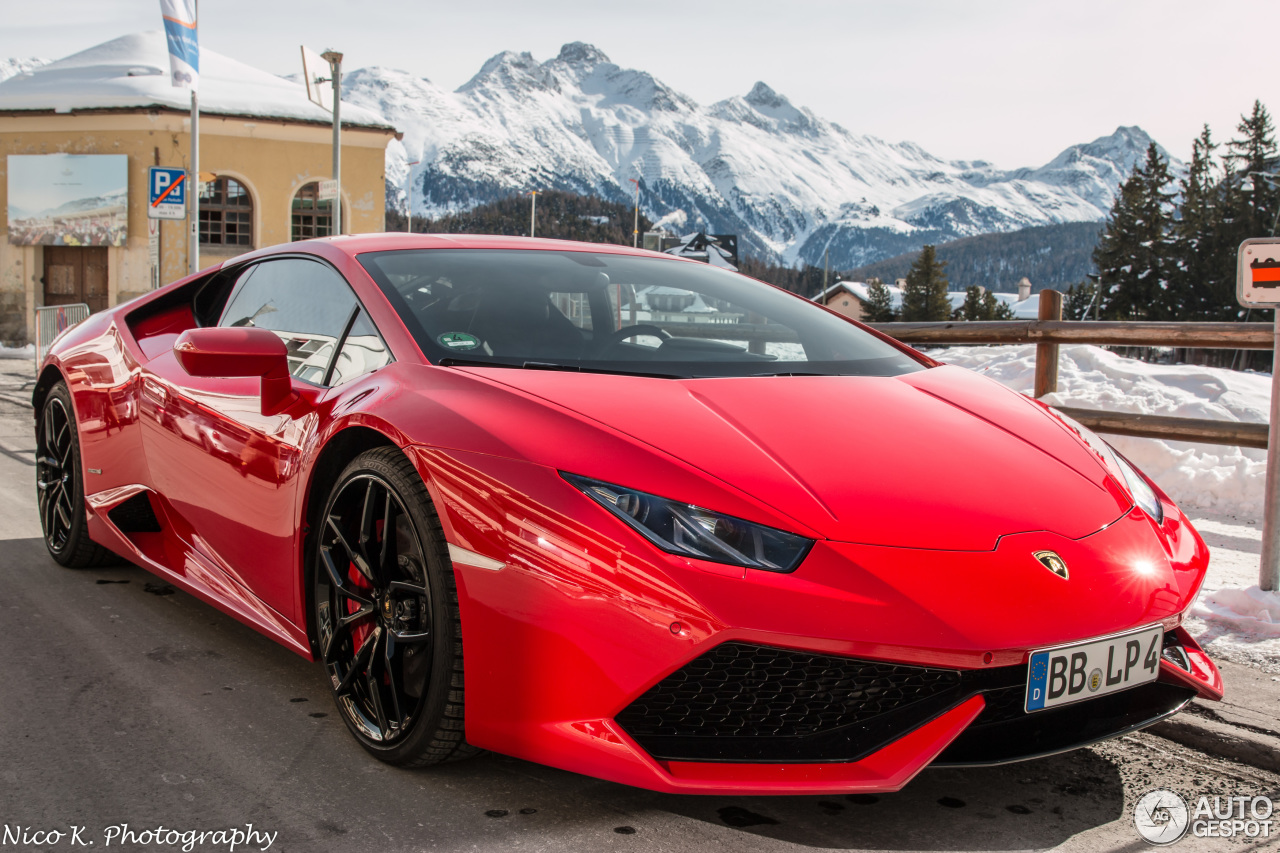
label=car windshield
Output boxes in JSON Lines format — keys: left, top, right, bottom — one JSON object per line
{"left": 359, "top": 249, "right": 926, "bottom": 379}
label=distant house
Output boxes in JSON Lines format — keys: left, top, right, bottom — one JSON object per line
{"left": 812, "top": 281, "right": 883, "bottom": 321}
{"left": 813, "top": 278, "right": 1042, "bottom": 321}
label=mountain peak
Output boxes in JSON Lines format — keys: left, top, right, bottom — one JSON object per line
{"left": 459, "top": 49, "right": 544, "bottom": 93}
{"left": 556, "top": 42, "right": 610, "bottom": 65}
{"left": 745, "top": 81, "right": 787, "bottom": 109}
{"left": 477, "top": 50, "right": 538, "bottom": 76}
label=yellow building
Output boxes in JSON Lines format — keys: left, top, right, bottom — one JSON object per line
{"left": 0, "top": 32, "right": 398, "bottom": 344}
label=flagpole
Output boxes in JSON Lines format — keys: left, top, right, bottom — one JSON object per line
{"left": 189, "top": 85, "right": 199, "bottom": 275}
{"left": 160, "top": 0, "right": 199, "bottom": 271}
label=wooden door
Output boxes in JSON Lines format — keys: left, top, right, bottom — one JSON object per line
{"left": 44, "top": 247, "right": 108, "bottom": 313}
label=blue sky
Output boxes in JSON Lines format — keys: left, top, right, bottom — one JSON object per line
{"left": 3, "top": 0, "right": 1278, "bottom": 168}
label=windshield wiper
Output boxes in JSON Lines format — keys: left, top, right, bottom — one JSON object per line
{"left": 748, "top": 371, "right": 830, "bottom": 377}
{"left": 437, "top": 358, "right": 688, "bottom": 379}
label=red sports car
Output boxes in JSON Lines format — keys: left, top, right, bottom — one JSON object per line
{"left": 36, "top": 234, "right": 1222, "bottom": 795}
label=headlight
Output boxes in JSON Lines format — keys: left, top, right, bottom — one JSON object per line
{"left": 1052, "top": 411, "right": 1164, "bottom": 524}
{"left": 562, "top": 473, "right": 813, "bottom": 572}
{"left": 1113, "top": 453, "right": 1164, "bottom": 525}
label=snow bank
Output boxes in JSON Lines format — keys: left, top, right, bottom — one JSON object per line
{"left": 1195, "top": 586, "right": 1280, "bottom": 638}
{"left": 927, "top": 344, "right": 1268, "bottom": 519}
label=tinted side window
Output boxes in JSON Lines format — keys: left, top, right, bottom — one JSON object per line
{"left": 219, "top": 258, "right": 357, "bottom": 384}
{"left": 329, "top": 309, "right": 391, "bottom": 387}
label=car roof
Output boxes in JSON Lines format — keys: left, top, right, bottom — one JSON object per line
{"left": 278, "top": 232, "right": 677, "bottom": 261}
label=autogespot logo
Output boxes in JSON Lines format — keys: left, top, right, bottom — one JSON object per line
{"left": 1134, "top": 790, "right": 1190, "bottom": 845}
{"left": 1134, "top": 790, "right": 1275, "bottom": 844}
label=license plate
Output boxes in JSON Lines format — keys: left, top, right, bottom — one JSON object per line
{"left": 1025, "top": 625, "right": 1163, "bottom": 712}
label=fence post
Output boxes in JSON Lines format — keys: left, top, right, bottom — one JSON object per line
{"left": 1034, "top": 290, "right": 1063, "bottom": 398}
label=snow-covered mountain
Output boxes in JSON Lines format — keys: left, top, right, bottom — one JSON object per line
{"left": 338, "top": 43, "right": 1172, "bottom": 267}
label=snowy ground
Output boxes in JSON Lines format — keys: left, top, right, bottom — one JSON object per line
{"left": 0, "top": 343, "right": 34, "bottom": 361}
{"left": 928, "top": 344, "right": 1280, "bottom": 672}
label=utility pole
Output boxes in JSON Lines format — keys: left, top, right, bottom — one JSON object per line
{"left": 322, "top": 49, "right": 343, "bottom": 235}
{"left": 405, "top": 160, "right": 419, "bottom": 232}
{"left": 529, "top": 190, "right": 538, "bottom": 237}
{"left": 823, "top": 248, "right": 830, "bottom": 292}
{"left": 629, "top": 178, "right": 640, "bottom": 247}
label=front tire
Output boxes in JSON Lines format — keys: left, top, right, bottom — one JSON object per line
{"left": 314, "top": 447, "right": 476, "bottom": 766}
{"left": 36, "top": 381, "right": 117, "bottom": 568}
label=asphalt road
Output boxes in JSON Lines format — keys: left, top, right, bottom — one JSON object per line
{"left": 1, "top": 357, "right": 1276, "bottom": 853}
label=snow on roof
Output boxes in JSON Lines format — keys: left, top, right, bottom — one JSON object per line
{"left": 992, "top": 291, "right": 1041, "bottom": 319}
{"left": 0, "top": 32, "right": 393, "bottom": 130}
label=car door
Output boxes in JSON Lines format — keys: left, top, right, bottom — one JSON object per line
{"left": 139, "top": 256, "right": 378, "bottom": 623}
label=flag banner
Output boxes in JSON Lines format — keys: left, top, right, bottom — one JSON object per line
{"left": 159, "top": 0, "right": 199, "bottom": 90}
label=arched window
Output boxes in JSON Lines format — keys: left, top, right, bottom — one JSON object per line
{"left": 199, "top": 177, "right": 254, "bottom": 250}
{"left": 291, "top": 181, "right": 342, "bottom": 241}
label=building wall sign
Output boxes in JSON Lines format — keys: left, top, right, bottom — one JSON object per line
{"left": 7, "top": 153, "right": 128, "bottom": 247}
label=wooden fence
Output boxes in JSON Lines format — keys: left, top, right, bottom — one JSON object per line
{"left": 868, "top": 290, "right": 1274, "bottom": 449}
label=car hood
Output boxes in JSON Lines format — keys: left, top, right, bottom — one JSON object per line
{"left": 452, "top": 364, "right": 1131, "bottom": 551}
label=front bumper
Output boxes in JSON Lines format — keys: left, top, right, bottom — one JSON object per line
{"left": 413, "top": 445, "right": 1221, "bottom": 795}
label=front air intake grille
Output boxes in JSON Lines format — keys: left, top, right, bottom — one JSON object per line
{"left": 615, "top": 642, "right": 973, "bottom": 762}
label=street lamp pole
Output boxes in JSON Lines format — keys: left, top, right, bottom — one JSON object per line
{"left": 628, "top": 178, "right": 639, "bottom": 248}
{"left": 321, "top": 49, "right": 343, "bottom": 236}
{"left": 529, "top": 190, "right": 538, "bottom": 238}
{"left": 405, "top": 160, "right": 419, "bottom": 233}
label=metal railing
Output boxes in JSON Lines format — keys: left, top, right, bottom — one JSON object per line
{"left": 35, "top": 303, "right": 91, "bottom": 368}
{"left": 868, "top": 290, "right": 1273, "bottom": 449}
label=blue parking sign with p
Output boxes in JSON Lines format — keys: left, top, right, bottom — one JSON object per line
{"left": 148, "top": 167, "right": 187, "bottom": 220}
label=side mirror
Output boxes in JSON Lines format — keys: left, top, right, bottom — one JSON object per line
{"left": 173, "top": 327, "right": 294, "bottom": 415}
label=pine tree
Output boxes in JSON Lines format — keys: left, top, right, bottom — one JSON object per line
{"left": 900, "top": 245, "right": 951, "bottom": 321}
{"left": 863, "top": 280, "right": 897, "bottom": 321}
{"left": 1065, "top": 280, "right": 1097, "bottom": 320}
{"left": 1094, "top": 143, "right": 1177, "bottom": 319}
{"left": 1169, "top": 126, "right": 1230, "bottom": 319}
{"left": 958, "top": 286, "right": 985, "bottom": 320}
{"left": 985, "top": 291, "right": 1016, "bottom": 320}
{"left": 955, "top": 285, "right": 1017, "bottom": 320}
{"left": 1224, "top": 100, "right": 1280, "bottom": 245}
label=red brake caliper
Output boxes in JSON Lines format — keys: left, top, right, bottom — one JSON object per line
{"left": 348, "top": 559, "right": 374, "bottom": 652}
{"left": 348, "top": 518, "right": 386, "bottom": 679}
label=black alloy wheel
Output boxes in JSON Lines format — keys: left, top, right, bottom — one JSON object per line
{"left": 314, "top": 447, "right": 475, "bottom": 766}
{"left": 37, "top": 394, "right": 75, "bottom": 552}
{"left": 36, "top": 381, "right": 116, "bottom": 568}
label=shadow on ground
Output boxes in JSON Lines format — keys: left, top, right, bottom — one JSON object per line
{"left": 1, "top": 537, "right": 1122, "bottom": 852}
